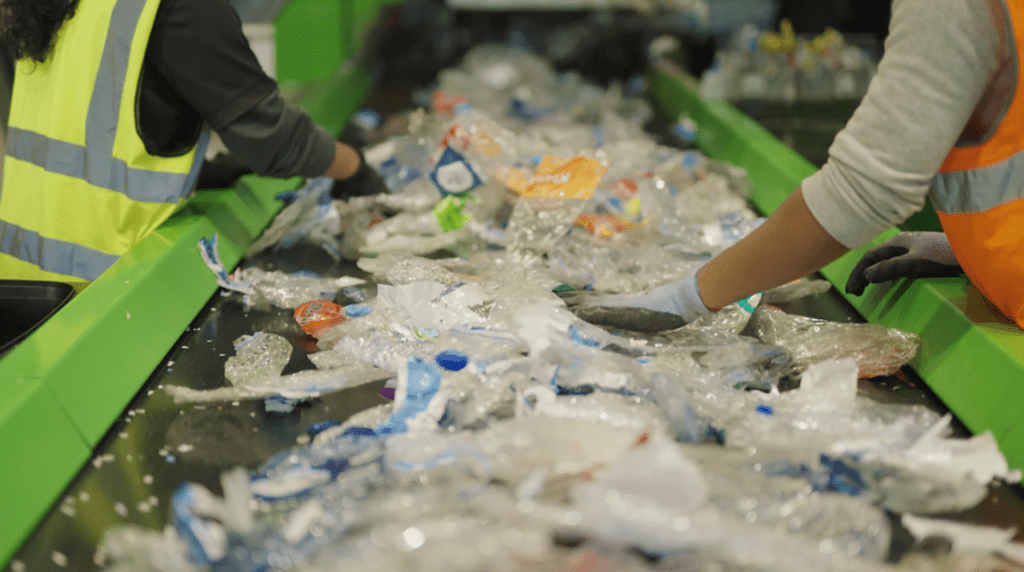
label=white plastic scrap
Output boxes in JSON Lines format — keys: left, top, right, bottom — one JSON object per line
{"left": 902, "top": 514, "right": 1024, "bottom": 565}
{"left": 165, "top": 364, "right": 393, "bottom": 403}
{"left": 904, "top": 414, "right": 1022, "bottom": 485}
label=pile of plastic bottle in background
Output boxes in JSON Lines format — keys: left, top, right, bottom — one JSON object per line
{"left": 98, "top": 44, "right": 1024, "bottom": 572}
{"left": 699, "top": 20, "right": 878, "bottom": 101}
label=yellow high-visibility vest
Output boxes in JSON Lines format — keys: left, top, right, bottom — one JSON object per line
{"left": 0, "top": 0, "right": 208, "bottom": 290}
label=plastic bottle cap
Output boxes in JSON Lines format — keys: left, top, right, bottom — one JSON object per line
{"left": 435, "top": 349, "right": 469, "bottom": 371}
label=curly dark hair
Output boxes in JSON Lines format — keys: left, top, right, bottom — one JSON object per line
{"left": 0, "top": 0, "right": 81, "bottom": 63}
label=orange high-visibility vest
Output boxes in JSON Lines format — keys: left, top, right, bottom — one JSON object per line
{"left": 933, "top": 0, "right": 1024, "bottom": 327}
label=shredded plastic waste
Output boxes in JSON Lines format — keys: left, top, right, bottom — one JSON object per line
{"left": 118, "top": 41, "right": 1024, "bottom": 572}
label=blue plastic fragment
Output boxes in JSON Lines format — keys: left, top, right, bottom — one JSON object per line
{"left": 342, "top": 426, "right": 377, "bottom": 437}
{"left": 624, "top": 75, "right": 648, "bottom": 96}
{"left": 352, "top": 109, "right": 382, "bottom": 130}
{"left": 707, "top": 426, "right": 726, "bottom": 445}
{"left": 568, "top": 324, "right": 602, "bottom": 348}
{"left": 435, "top": 349, "right": 469, "bottom": 371}
{"left": 820, "top": 454, "right": 867, "bottom": 496}
{"left": 306, "top": 419, "right": 343, "bottom": 437}
{"left": 171, "top": 484, "right": 223, "bottom": 565}
{"left": 344, "top": 304, "right": 373, "bottom": 318}
{"left": 275, "top": 190, "right": 299, "bottom": 205}
{"left": 375, "top": 357, "right": 443, "bottom": 435}
{"left": 429, "top": 147, "right": 483, "bottom": 196}
{"left": 265, "top": 395, "right": 297, "bottom": 413}
{"left": 755, "top": 404, "right": 773, "bottom": 415}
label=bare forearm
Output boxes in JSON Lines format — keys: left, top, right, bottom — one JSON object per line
{"left": 322, "top": 141, "right": 361, "bottom": 179}
{"left": 695, "top": 187, "right": 849, "bottom": 310}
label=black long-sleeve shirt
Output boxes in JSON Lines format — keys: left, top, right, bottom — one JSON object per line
{"left": 139, "top": 0, "right": 335, "bottom": 178}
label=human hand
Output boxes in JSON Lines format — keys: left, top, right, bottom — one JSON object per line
{"left": 845, "top": 231, "right": 963, "bottom": 295}
{"left": 557, "top": 270, "right": 710, "bottom": 332}
{"left": 331, "top": 149, "right": 388, "bottom": 199}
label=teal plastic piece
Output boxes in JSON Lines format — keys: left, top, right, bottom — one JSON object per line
{"left": 648, "top": 61, "right": 1024, "bottom": 471}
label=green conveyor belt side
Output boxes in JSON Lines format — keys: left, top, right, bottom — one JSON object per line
{"left": 287, "top": 66, "right": 373, "bottom": 138}
{"left": 0, "top": 0, "right": 389, "bottom": 560}
{"left": 648, "top": 61, "right": 1024, "bottom": 471}
{"left": 0, "top": 176, "right": 297, "bottom": 566}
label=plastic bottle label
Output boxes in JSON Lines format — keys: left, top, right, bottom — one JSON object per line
{"left": 429, "top": 147, "right": 483, "bottom": 196}
{"left": 293, "top": 299, "right": 346, "bottom": 338}
{"left": 521, "top": 155, "right": 607, "bottom": 200}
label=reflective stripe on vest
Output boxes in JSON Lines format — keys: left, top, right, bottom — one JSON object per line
{"left": 0, "top": 0, "right": 207, "bottom": 283}
{"left": 931, "top": 0, "right": 1024, "bottom": 327}
{"left": 931, "top": 149, "right": 1024, "bottom": 215}
{"left": 0, "top": 219, "right": 119, "bottom": 282}
{"left": 6, "top": 126, "right": 200, "bottom": 204}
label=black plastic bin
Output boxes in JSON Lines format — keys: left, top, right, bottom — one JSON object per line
{"left": 0, "top": 280, "right": 75, "bottom": 354}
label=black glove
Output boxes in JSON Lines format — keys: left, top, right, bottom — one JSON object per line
{"left": 845, "top": 231, "right": 963, "bottom": 296}
{"left": 330, "top": 149, "right": 388, "bottom": 199}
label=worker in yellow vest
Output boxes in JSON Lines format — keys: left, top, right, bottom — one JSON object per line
{"left": 0, "top": 0, "right": 385, "bottom": 291}
{"left": 563, "top": 0, "right": 1024, "bottom": 330}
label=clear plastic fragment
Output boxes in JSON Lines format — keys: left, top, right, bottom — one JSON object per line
{"left": 750, "top": 305, "right": 920, "bottom": 377}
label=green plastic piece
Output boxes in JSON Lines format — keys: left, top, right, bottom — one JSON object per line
{"left": 648, "top": 61, "right": 1024, "bottom": 470}
{"left": 553, "top": 284, "right": 577, "bottom": 293}
{"left": 432, "top": 194, "right": 474, "bottom": 232}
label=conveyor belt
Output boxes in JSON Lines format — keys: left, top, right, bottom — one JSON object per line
{"left": 10, "top": 79, "right": 1024, "bottom": 572}
{"left": 7, "top": 245, "right": 392, "bottom": 572}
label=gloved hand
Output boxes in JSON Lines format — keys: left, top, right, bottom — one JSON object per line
{"left": 557, "top": 269, "right": 711, "bottom": 332}
{"left": 330, "top": 149, "right": 388, "bottom": 199}
{"left": 845, "top": 231, "right": 963, "bottom": 296}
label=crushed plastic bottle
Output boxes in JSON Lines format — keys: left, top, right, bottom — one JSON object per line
{"left": 224, "top": 332, "right": 291, "bottom": 386}
{"left": 750, "top": 305, "right": 921, "bottom": 378}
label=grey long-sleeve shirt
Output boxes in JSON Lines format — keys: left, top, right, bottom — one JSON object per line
{"left": 801, "top": 0, "right": 1007, "bottom": 249}
{"left": 140, "top": 0, "right": 335, "bottom": 178}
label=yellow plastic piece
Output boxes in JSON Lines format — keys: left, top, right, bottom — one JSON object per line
{"left": 521, "top": 155, "right": 608, "bottom": 200}
{"left": 758, "top": 18, "right": 797, "bottom": 53}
